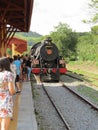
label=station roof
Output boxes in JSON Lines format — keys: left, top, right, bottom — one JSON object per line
{"left": 0, "top": 0, "right": 34, "bottom": 32}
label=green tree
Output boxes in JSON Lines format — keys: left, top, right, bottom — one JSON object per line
{"left": 89, "top": 0, "right": 98, "bottom": 23}
{"left": 77, "top": 33, "right": 98, "bottom": 61}
{"left": 91, "top": 25, "right": 98, "bottom": 34}
{"left": 50, "top": 23, "right": 78, "bottom": 61}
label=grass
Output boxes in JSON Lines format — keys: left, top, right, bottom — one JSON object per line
{"left": 67, "top": 61, "right": 98, "bottom": 105}
{"left": 67, "top": 61, "right": 98, "bottom": 86}
{"left": 77, "top": 86, "right": 98, "bottom": 105}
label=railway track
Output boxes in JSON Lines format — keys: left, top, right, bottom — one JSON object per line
{"left": 42, "top": 83, "right": 71, "bottom": 130}
{"left": 40, "top": 82, "right": 98, "bottom": 129}
{"left": 61, "top": 82, "right": 98, "bottom": 111}
{"left": 33, "top": 73, "right": 98, "bottom": 108}
{"left": 33, "top": 74, "right": 98, "bottom": 111}
{"left": 66, "top": 70, "right": 98, "bottom": 88}
{"left": 33, "top": 75, "right": 98, "bottom": 129}
{"left": 33, "top": 82, "right": 69, "bottom": 129}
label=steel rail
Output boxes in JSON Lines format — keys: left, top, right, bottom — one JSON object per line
{"left": 61, "top": 83, "right": 98, "bottom": 111}
{"left": 42, "top": 83, "right": 71, "bottom": 130}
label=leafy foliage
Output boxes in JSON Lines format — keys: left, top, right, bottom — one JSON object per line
{"left": 50, "top": 23, "right": 78, "bottom": 61}
{"left": 85, "top": 0, "right": 98, "bottom": 23}
{"left": 12, "top": 22, "right": 98, "bottom": 63}
{"left": 77, "top": 33, "right": 98, "bottom": 61}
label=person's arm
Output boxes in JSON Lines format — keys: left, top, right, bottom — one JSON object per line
{"left": 7, "top": 72, "right": 16, "bottom": 95}
{"left": 8, "top": 81, "right": 16, "bottom": 95}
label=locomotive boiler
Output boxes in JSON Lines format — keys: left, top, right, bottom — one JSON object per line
{"left": 30, "top": 37, "right": 67, "bottom": 82}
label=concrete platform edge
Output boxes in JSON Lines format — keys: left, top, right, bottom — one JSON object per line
{"left": 17, "top": 82, "right": 38, "bottom": 130}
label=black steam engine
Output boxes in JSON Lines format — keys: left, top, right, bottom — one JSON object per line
{"left": 30, "top": 37, "right": 67, "bottom": 82}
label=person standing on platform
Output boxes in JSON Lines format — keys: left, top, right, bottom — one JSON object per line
{"left": 13, "top": 55, "right": 21, "bottom": 93}
{"left": 25, "top": 56, "right": 31, "bottom": 81}
{"left": 22, "top": 62, "right": 28, "bottom": 81}
{"left": 0, "top": 57, "right": 16, "bottom": 130}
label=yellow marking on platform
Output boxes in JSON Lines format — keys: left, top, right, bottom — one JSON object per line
{"left": 9, "top": 82, "right": 22, "bottom": 130}
{"left": 34, "top": 75, "right": 41, "bottom": 83}
{"left": 9, "top": 94, "right": 21, "bottom": 130}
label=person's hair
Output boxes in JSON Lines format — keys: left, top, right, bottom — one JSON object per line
{"left": 13, "top": 55, "right": 18, "bottom": 60}
{"left": 9, "top": 57, "right": 13, "bottom": 63}
{"left": 0, "top": 57, "right": 11, "bottom": 72}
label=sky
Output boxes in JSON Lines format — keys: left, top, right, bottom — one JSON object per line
{"left": 30, "top": 0, "right": 92, "bottom": 35}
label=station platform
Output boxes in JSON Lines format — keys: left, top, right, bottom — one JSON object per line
{"left": 9, "top": 82, "right": 38, "bottom": 130}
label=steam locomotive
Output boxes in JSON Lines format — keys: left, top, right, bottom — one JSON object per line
{"left": 30, "top": 37, "right": 67, "bottom": 82}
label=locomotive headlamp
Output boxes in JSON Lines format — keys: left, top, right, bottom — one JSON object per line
{"left": 46, "top": 49, "right": 52, "bottom": 55}
{"left": 46, "top": 46, "right": 52, "bottom": 55}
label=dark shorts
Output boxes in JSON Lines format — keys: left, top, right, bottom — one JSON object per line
{"left": 15, "top": 75, "right": 20, "bottom": 82}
